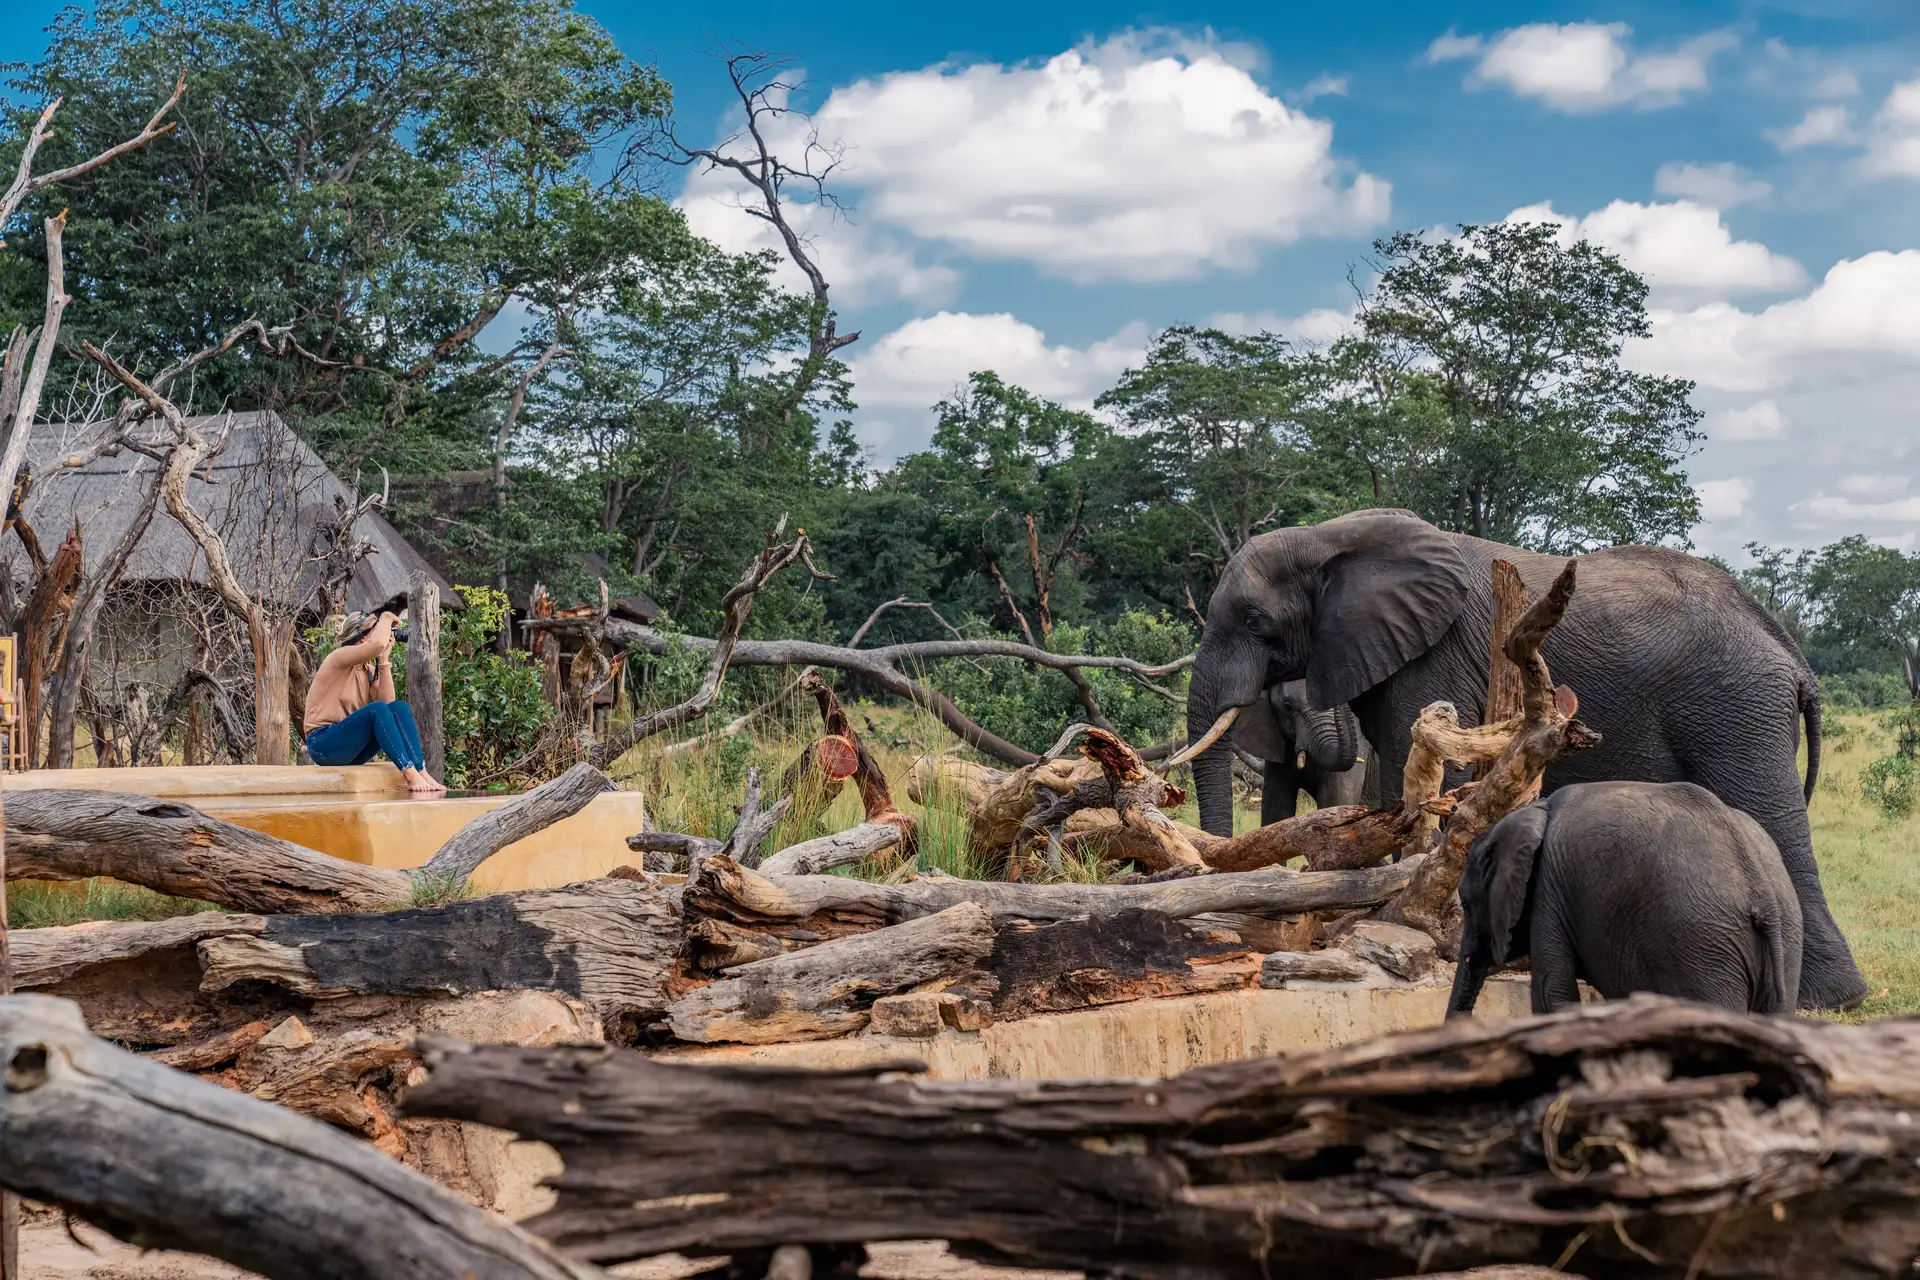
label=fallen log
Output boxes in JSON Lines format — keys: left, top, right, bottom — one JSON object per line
{"left": 984, "top": 908, "right": 1257, "bottom": 1019}
{"left": 406, "top": 995, "right": 1920, "bottom": 1278}
{"left": 2, "top": 789, "right": 414, "bottom": 913}
{"left": 686, "top": 854, "right": 1416, "bottom": 933}
{"left": 195, "top": 878, "right": 680, "bottom": 1034}
{"left": 1201, "top": 803, "right": 1422, "bottom": 873}
{"left": 11, "top": 913, "right": 263, "bottom": 988}
{"left": 0, "top": 994, "right": 605, "bottom": 1280}
{"left": 415, "top": 761, "right": 609, "bottom": 889}
{"left": 666, "top": 902, "right": 997, "bottom": 1043}
{"left": 758, "top": 823, "right": 902, "bottom": 876}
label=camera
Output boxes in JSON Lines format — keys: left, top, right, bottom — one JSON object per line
{"left": 392, "top": 626, "right": 411, "bottom": 643}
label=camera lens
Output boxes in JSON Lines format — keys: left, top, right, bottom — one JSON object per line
{"left": 392, "top": 627, "right": 411, "bottom": 643}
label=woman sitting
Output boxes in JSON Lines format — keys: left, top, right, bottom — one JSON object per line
{"left": 303, "top": 610, "right": 446, "bottom": 793}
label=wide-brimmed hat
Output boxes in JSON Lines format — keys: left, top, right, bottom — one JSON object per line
{"left": 335, "top": 611, "right": 377, "bottom": 645}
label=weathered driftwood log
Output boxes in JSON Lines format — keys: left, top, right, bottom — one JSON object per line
{"left": 666, "top": 902, "right": 997, "bottom": 1043}
{"left": 624, "top": 830, "right": 721, "bottom": 861}
{"left": 687, "top": 854, "right": 1416, "bottom": 934}
{"left": 1381, "top": 560, "right": 1600, "bottom": 940}
{"left": 984, "top": 908, "right": 1256, "bottom": 1019}
{"left": 416, "top": 762, "right": 609, "bottom": 887}
{"left": 1202, "top": 803, "right": 1423, "bottom": 873}
{"left": 2, "top": 789, "right": 414, "bottom": 912}
{"left": 1397, "top": 703, "right": 1517, "bottom": 850}
{"left": 10, "top": 913, "right": 263, "bottom": 988}
{"left": 407, "top": 995, "right": 1920, "bottom": 1278}
{"left": 1476, "top": 558, "right": 1529, "bottom": 779}
{"left": 195, "top": 878, "right": 679, "bottom": 1034}
{"left": 1056, "top": 729, "right": 1201, "bottom": 873}
{"left": 0, "top": 994, "right": 605, "bottom": 1280}
{"left": 758, "top": 823, "right": 902, "bottom": 876}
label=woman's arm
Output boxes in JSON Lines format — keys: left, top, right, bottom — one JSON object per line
{"left": 371, "top": 613, "right": 399, "bottom": 702}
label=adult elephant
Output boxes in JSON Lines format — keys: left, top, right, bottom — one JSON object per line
{"left": 1232, "top": 679, "right": 1370, "bottom": 822}
{"left": 1185, "top": 508, "right": 1864, "bottom": 1011}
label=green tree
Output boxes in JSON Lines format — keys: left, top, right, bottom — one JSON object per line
{"left": 1801, "top": 536, "right": 1920, "bottom": 699}
{"left": 1325, "top": 222, "right": 1704, "bottom": 551}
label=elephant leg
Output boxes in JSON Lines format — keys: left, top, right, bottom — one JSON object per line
{"left": 1682, "top": 748, "right": 1866, "bottom": 1010}
{"left": 1446, "top": 952, "right": 1492, "bottom": 1018}
{"left": 1528, "top": 929, "right": 1582, "bottom": 1015}
{"left": 1261, "top": 759, "right": 1301, "bottom": 825}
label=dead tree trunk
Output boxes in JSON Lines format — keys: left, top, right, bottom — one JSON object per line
{"left": 414, "top": 762, "right": 609, "bottom": 890}
{"left": 0, "top": 994, "right": 604, "bottom": 1280}
{"left": 1381, "top": 560, "right": 1600, "bottom": 941}
{"left": 407, "top": 995, "right": 1920, "bottom": 1279}
{"left": 407, "top": 575, "right": 446, "bottom": 780}
{"left": 1477, "top": 558, "right": 1527, "bottom": 778}
{"left": 16, "top": 524, "right": 80, "bottom": 768}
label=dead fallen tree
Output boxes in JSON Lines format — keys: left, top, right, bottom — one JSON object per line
{"left": 4, "top": 763, "right": 621, "bottom": 912}
{"left": 685, "top": 852, "right": 1416, "bottom": 933}
{"left": 407, "top": 994, "right": 1920, "bottom": 1278}
{"left": 534, "top": 613, "right": 1192, "bottom": 766}
{"left": 0, "top": 994, "right": 604, "bottom": 1280}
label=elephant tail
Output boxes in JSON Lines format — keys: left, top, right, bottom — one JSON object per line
{"left": 1753, "top": 903, "right": 1803, "bottom": 1016}
{"left": 1799, "top": 675, "right": 1821, "bottom": 804}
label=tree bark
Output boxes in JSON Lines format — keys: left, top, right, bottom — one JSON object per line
{"left": 195, "top": 878, "right": 681, "bottom": 1033}
{"left": 252, "top": 615, "right": 297, "bottom": 766}
{"left": 1479, "top": 559, "right": 1528, "bottom": 745}
{"left": 10, "top": 912, "right": 264, "bottom": 989}
{"left": 758, "top": 823, "right": 902, "bottom": 876}
{"left": 685, "top": 853, "right": 1418, "bottom": 933}
{"left": 2, "top": 789, "right": 414, "bottom": 912}
{"left": 1204, "top": 803, "right": 1423, "bottom": 873}
{"left": 16, "top": 524, "right": 81, "bottom": 769}
{"left": 665, "top": 901, "right": 996, "bottom": 1044}
{"left": 407, "top": 995, "right": 1920, "bottom": 1278}
{"left": 0, "top": 769, "right": 12, "bottom": 1280}
{"left": 416, "top": 762, "right": 608, "bottom": 888}
{"left": 0, "top": 994, "right": 604, "bottom": 1280}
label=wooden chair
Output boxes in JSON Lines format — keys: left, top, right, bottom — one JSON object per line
{"left": 0, "top": 634, "right": 23, "bottom": 771}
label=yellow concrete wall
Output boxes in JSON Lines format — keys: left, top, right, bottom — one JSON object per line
{"left": 657, "top": 976, "right": 1533, "bottom": 1080}
{"left": 216, "top": 792, "right": 652, "bottom": 892}
{"left": 1, "top": 763, "right": 409, "bottom": 797}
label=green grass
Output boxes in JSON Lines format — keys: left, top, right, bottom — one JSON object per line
{"left": 1806, "top": 711, "right": 1920, "bottom": 1020}
{"left": 7, "top": 878, "right": 219, "bottom": 929}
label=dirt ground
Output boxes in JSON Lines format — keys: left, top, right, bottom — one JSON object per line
{"left": 20, "top": 1219, "right": 1082, "bottom": 1280}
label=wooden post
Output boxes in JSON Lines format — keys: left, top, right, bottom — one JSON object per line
{"left": 406, "top": 573, "right": 445, "bottom": 781}
{"left": 1, "top": 792, "right": 15, "bottom": 1280}
{"left": 1476, "top": 559, "right": 1528, "bottom": 780}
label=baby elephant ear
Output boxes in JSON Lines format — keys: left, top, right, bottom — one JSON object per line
{"left": 1466, "top": 801, "right": 1550, "bottom": 965}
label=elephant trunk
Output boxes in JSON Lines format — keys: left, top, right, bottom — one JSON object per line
{"left": 1188, "top": 633, "right": 1268, "bottom": 838}
{"left": 1302, "top": 704, "right": 1360, "bottom": 774}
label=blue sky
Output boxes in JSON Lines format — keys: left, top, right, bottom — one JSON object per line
{"left": 5, "top": 0, "right": 1918, "bottom": 555}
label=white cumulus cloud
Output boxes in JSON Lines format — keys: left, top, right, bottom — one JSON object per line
{"left": 1706, "top": 400, "right": 1788, "bottom": 441}
{"left": 792, "top": 33, "right": 1389, "bottom": 282}
{"left": 1429, "top": 22, "right": 1732, "bottom": 112}
{"left": 847, "top": 311, "right": 1148, "bottom": 461}
{"left": 1768, "top": 104, "right": 1854, "bottom": 151}
{"left": 1504, "top": 199, "right": 1804, "bottom": 303}
{"left": 1863, "top": 76, "right": 1920, "bottom": 179}
{"left": 1694, "top": 477, "right": 1753, "bottom": 521}
{"left": 1653, "top": 162, "right": 1771, "bottom": 209}
{"left": 1633, "top": 250, "right": 1920, "bottom": 393}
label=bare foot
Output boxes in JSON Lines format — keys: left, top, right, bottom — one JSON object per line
{"left": 402, "top": 767, "right": 444, "bottom": 794}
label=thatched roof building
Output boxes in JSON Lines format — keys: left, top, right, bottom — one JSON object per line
{"left": 13, "top": 411, "right": 457, "bottom": 616}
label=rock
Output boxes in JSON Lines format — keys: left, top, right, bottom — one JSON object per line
{"left": 868, "top": 991, "right": 991, "bottom": 1038}
{"left": 1260, "top": 949, "right": 1374, "bottom": 986}
{"left": 1346, "top": 921, "right": 1439, "bottom": 980}
{"left": 256, "top": 1015, "right": 313, "bottom": 1050}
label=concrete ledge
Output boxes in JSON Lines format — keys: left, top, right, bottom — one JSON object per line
{"left": 214, "top": 791, "right": 653, "bottom": 892}
{"left": 0, "top": 764, "right": 408, "bottom": 798}
{"left": 656, "top": 973, "right": 1533, "bottom": 1080}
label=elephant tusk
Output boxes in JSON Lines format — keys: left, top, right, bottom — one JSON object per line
{"left": 1166, "top": 706, "right": 1241, "bottom": 769}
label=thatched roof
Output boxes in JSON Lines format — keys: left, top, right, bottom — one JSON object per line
{"left": 13, "top": 411, "right": 459, "bottom": 615}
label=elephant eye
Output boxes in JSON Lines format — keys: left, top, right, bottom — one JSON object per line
{"left": 1243, "top": 605, "right": 1266, "bottom": 630}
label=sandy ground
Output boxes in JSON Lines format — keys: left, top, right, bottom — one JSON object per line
{"left": 20, "top": 1219, "right": 1080, "bottom": 1280}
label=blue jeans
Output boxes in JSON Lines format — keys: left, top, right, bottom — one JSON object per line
{"left": 306, "top": 701, "right": 424, "bottom": 771}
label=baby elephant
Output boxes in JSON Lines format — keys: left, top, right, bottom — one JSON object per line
{"left": 1447, "top": 781, "right": 1803, "bottom": 1017}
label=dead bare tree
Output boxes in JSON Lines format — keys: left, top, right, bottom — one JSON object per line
{"left": 652, "top": 48, "right": 857, "bottom": 420}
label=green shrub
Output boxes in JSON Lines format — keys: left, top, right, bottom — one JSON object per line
{"left": 435, "top": 586, "right": 553, "bottom": 788}
{"left": 1862, "top": 752, "right": 1920, "bottom": 818}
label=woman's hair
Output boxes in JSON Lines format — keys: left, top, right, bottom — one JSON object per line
{"left": 336, "top": 610, "right": 377, "bottom": 649}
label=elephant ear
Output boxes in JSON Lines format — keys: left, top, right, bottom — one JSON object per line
{"left": 1465, "top": 802, "right": 1549, "bottom": 965}
{"left": 1303, "top": 513, "right": 1473, "bottom": 709}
